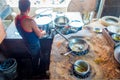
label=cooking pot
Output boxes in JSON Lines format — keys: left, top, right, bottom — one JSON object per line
{"left": 55, "top": 29, "right": 89, "bottom": 56}
{"left": 54, "top": 16, "right": 70, "bottom": 28}
{"left": 73, "top": 60, "right": 90, "bottom": 77}
{"left": 34, "top": 16, "right": 52, "bottom": 37}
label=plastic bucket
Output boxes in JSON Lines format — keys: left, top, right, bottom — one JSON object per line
{"left": 0, "top": 58, "right": 17, "bottom": 80}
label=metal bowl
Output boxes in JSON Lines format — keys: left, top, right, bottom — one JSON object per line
{"left": 73, "top": 60, "right": 90, "bottom": 76}
{"left": 54, "top": 16, "right": 70, "bottom": 28}
{"left": 111, "top": 34, "right": 120, "bottom": 42}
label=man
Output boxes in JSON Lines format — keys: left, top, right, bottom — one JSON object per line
{"left": 15, "top": 0, "right": 46, "bottom": 74}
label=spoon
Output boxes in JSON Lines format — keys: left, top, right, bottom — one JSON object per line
{"left": 70, "top": 61, "right": 82, "bottom": 69}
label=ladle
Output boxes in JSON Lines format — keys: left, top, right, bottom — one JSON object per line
{"left": 64, "top": 51, "right": 73, "bottom": 56}
{"left": 70, "top": 61, "right": 83, "bottom": 69}
{"left": 54, "top": 28, "right": 69, "bottom": 41}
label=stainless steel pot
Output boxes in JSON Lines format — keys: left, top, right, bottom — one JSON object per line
{"left": 73, "top": 60, "right": 90, "bottom": 76}
{"left": 54, "top": 16, "right": 70, "bottom": 28}
{"left": 34, "top": 16, "right": 52, "bottom": 37}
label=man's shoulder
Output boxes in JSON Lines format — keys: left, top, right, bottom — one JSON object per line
{"left": 23, "top": 18, "right": 36, "bottom": 27}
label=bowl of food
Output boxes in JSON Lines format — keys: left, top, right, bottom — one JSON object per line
{"left": 111, "top": 34, "right": 120, "bottom": 42}
{"left": 107, "top": 25, "right": 120, "bottom": 34}
{"left": 93, "top": 27, "right": 102, "bottom": 33}
{"left": 73, "top": 60, "right": 90, "bottom": 76}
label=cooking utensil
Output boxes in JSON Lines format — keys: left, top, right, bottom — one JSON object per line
{"left": 73, "top": 60, "right": 90, "bottom": 76}
{"left": 34, "top": 16, "right": 52, "bottom": 38}
{"left": 64, "top": 51, "right": 73, "bottom": 56}
{"left": 55, "top": 28, "right": 89, "bottom": 56}
{"left": 54, "top": 16, "right": 70, "bottom": 28}
{"left": 111, "top": 34, "right": 120, "bottom": 42}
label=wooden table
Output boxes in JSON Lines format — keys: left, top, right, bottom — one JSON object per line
{"left": 50, "top": 21, "right": 120, "bottom": 80}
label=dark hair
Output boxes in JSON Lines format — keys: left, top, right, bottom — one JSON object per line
{"left": 19, "top": 0, "right": 30, "bottom": 12}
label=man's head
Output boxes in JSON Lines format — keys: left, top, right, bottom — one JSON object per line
{"left": 19, "top": 0, "right": 30, "bottom": 13}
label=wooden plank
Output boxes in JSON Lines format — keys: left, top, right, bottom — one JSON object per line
{"left": 102, "top": 28, "right": 115, "bottom": 48}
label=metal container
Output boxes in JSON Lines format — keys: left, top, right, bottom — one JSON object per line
{"left": 73, "top": 60, "right": 90, "bottom": 77}
{"left": 34, "top": 16, "right": 52, "bottom": 37}
{"left": 54, "top": 16, "right": 70, "bottom": 28}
